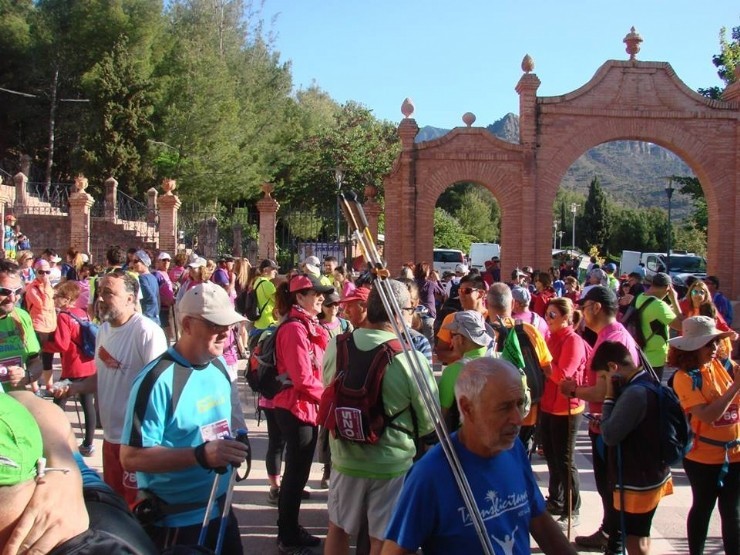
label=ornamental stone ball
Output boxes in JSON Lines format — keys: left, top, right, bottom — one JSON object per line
{"left": 462, "top": 112, "right": 476, "bottom": 127}
{"left": 521, "top": 54, "right": 535, "bottom": 73}
{"left": 401, "top": 98, "right": 415, "bottom": 118}
{"left": 623, "top": 26, "right": 643, "bottom": 61}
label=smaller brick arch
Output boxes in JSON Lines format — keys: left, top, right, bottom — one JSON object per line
{"left": 384, "top": 57, "right": 740, "bottom": 298}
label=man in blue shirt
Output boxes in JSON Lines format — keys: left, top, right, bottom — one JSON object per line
{"left": 382, "top": 358, "right": 575, "bottom": 555}
{"left": 120, "top": 283, "right": 249, "bottom": 552}
{"left": 705, "top": 275, "right": 733, "bottom": 327}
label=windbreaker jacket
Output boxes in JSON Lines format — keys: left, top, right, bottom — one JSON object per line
{"left": 542, "top": 326, "right": 588, "bottom": 415}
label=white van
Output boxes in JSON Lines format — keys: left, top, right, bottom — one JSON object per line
{"left": 469, "top": 243, "right": 501, "bottom": 271}
{"left": 433, "top": 248, "right": 465, "bottom": 274}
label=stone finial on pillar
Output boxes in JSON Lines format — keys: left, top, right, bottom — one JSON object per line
{"left": 146, "top": 188, "right": 158, "bottom": 227}
{"left": 13, "top": 172, "right": 28, "bottom": 214}
{"left": 104, "top": 177, "right": 118, "bottom": 221}
{"left": 68, "top": 175, "right": 95, "bottom": 257}
{"left": 515, "top": 57, "right": 541, "bottom": 147}
{"left": 157, "top": 180, "right": 181, "bottom": 255}
{"left": 623, "top": 27, "right": 643, "bottom": 61}
{"left": 398, "top": 99, "right": 419, "bottom": 149}
{"left": 362, "top": 184, "right": 382, "bottom": 246}
{"left": 256, "top": 183, "right": 280, "bottom": 262}
{"left": 462, "top": 112, "right": 476, "bottom": 127}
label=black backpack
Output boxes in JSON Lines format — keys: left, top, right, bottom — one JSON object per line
{"left": 244, "top": 318, "right": 302, "bottom": 399}
{"left": 621, "top": 295, "right": 663, "bottom": 348}
{"left": 238, "top": 279, "right": 268, "bottom": 321}
{"left": 491, "top": 319, "right": 545, "bottom": 404}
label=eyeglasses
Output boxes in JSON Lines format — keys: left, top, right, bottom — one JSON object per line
{"left": 0, "top": 286, "right": 23, "bottom": 297}
{"left": 190, "top": 317, "right": 230, "bottom": 333}
{"left": 459, "top": 287, "right": 481, "bottom": 296}
{"left": 546, "top": 310, "right": 561, "bottom": 319}
{"left": 36, "top": 270, "right": 51, "bottom": 275}
{"left": 691, "top": 289, "right": 706, "bottom": 296}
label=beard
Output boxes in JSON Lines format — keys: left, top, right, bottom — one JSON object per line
{"left": 97, "top": 302, "right": 123, "bottom": 324}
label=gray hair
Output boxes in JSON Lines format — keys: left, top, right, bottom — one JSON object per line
{"left": 454, "top": 357, "right": 520, "bottom": 423}
{"left": 486, "top": 282, "right": 512, "bottom": 313}
{"left": 367, "top": 279, "right": 410, "bottom": 324}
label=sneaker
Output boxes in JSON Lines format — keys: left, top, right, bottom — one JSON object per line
{"left": 575, "top": 528, "right": 608, "bottom": 551}
{"left": 319, "top": 477, "right": 329, "bottom": 490}
{"left": 79, "top": 444, "right": 95, "bottom": 457}
{"left": 545, "top": 499, "right": 563, "bottom": 515}
{"left": 296, "top": 525, "right": 320, "bottom": 547}
{"left": 267, "top": 486, "right": 280, "bottom": 505}
{"left": 556, "top": 513, "right": 579, "bottom": 530}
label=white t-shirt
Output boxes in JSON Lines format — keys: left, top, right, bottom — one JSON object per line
{"left": 95, "top": 312, "right": 168, "bottom": 443}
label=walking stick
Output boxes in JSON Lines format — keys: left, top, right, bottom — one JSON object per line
{"left": 338, "top": 192, "right": 495, "bottom": 555}
{"left": 567, "top": 400, "right": 573, "bottom": 540}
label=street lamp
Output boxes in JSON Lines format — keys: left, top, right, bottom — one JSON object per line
{"left": 664, "top": 176, "right": 675, "bottom": 273}
{"left": 553, "top": 220, "right": 558, "bottom": 250}
{"left": 570, "top": 203, "right": 579, "bottom": 252}
{"left": 558, "top": 230, "right": 564, "bottom": 250}
{"left": 334, "top": 166, "right": 345, "bottom": 262}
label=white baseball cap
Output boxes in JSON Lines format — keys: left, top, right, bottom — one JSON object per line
{"left": 178, "top": 282, "right": 246, "bottom": 326}
{"left": 157, "top": 252, "right": 171, "bottom": 261}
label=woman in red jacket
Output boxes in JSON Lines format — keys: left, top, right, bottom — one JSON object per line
{"left": 47, "top": 281, "right": 97, "bottom": 456}
{"left": 272, "top": 274, "right": 333, "bottom": 552}
{"left": 540, "top": 297, "right": 590, "bottom": 526}
{"left": 25, "top": 258, "right": 57, "bottom": 393}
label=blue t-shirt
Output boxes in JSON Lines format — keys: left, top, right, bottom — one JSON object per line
{"left": 121, "top": 348, "right": 233, "bottom": 527}
{"left": 384, "top": 434, "right": 545, "bottom": 555}
{"left": 138, "top": 273, "right": 161, "bottom": 325}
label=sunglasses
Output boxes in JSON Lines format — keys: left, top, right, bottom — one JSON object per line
{"left": 546, "top": 310, "right": 561, "bottom": 319}
{"left": 690, "top": 289, "right": 706, "bottom": 296}
{"left": 36, "top": 270, "right": 51, "bottom": 275}
{"left": 324, "top": 303, "right": 338, "bottom": 308}
{"left": 459, "top": 287, "right": 481, "bottom": 295}
{"left": 0, "top": 287, "right": 23, "bottom": 297}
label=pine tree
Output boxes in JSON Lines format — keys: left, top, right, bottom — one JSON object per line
{"left": 580, "top": 177, "right": 611, "bottom": 252}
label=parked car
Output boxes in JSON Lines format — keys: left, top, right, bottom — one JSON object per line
{"left": 433, "top": 248, "right": 465, "bottom": 274}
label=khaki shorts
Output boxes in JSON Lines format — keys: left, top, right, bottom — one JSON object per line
{"left": 328, "top": 471, "right": 405, "bottom": 539}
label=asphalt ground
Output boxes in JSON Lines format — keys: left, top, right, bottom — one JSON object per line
{"left": 60, "top": 361, "right": 723, "bottom": 555}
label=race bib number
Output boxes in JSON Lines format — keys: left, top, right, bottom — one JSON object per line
{"left": 200, "top": 419, "right": 231, "bottom": 442}
{"left": 713, "top": 404, "right": 739, "bottom": 428}
{"left": 335, "top": 407, "right": 365, "bottom": 442}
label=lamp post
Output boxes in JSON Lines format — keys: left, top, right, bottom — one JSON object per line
{"left": 664, "top": 176, "right": 675, "bottom": 273}
{"left": 570, "top": 203, "right": 579, "bottom": 252}
{"left": 553, "top": 220, "right": 558, "bottom": 250}
{"left": 334, "top": 166, "right": 345, "bottom": 262}
{"left": 558, "top": 230, "right": 564, "bottom": 250}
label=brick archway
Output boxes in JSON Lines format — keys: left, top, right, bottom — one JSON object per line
{"left": 384, "top": 59, "right": 740, "bottom": 298}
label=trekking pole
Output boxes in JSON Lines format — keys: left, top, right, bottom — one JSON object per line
{"left": 338, "top": 192, "right": 495, "bottom": 555}
{"left": 214, "top": 429, "right": 250, "bottom": 555}
{"left": 566, "top": 401, "right": 573, "bottom": 540}
{"left": 198, "top": 473, "right": 222, "bottom": 547}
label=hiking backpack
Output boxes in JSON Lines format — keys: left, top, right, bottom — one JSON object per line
{"left": 238, "top": 279, "right": 268, "bottom": 321}
{"left": 621, "top": 295, "right": 663, "bottom": 348}
{"left": 318, "top": 332, "right": 409, "bottom": 445}
{"left": 491, "top": 319, "right": 545, "bottom": 404}
{"left": 64, "top": 311, "right": 99, "bottom": 360}
{"left": 244, "top": 318, "right": 300, "bottom": 399}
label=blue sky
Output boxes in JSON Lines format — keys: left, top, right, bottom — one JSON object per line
{"left": 260, "top": 1, "right": 738, "bottom": 129}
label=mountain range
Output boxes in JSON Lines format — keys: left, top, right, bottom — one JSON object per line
{"left": 416, "top": 113, "right": 694, "bottom": 219}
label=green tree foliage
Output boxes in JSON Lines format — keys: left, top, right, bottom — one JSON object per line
{"left": 434, "top": 183, "right": 500, "bottom": 247}
{"left": 433, "top": 208, "right": 475, "bottom": 252}
{"left": 580, "top": 177, "right": 611, "bottom": 252}
{"left": 552, "top": 189, "right": 587, "bottom": 249}
{"left": 698, "top": 25, "right": 739, "bottom": 99}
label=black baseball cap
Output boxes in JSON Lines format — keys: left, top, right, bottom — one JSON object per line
{"left": 577, "top": 285, "right": 618, "bottom": 310}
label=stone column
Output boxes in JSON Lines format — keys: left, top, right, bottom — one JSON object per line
{"left": 515, "top": 56, "right": 541, "bottom": 149}
{"left": 146, "top": 188, "right": 158, "bottom": 227}
{"left": 202, "top": 217, "right": 218, "bottom": 259}
{"left": 157, "top": 179, "right": 181, "bottom": 255}
{"left": 13, "top": 172, "right": 28, "bottom": 214}
{"left": 104, "top": 177, "right": 118, "bottom": 221}
{"left": 363, "top": 185, "right": 382, "bottom": 246}
{"left": 256, "top": 183, "right": 280, "bottom": 262}
{"left": 232, "top": 224, "right": 243, "bottom": 257}
{"left": 68, "top": 176, "right": 95, "bottom": 256}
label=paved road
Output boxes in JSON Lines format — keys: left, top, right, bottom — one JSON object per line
{"left": 66, "top": 365, "right": 723, "bottom": 554}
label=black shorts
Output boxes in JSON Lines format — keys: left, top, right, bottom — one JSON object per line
{"left": 610, "top": 504, "right": 657, "bottom": 538}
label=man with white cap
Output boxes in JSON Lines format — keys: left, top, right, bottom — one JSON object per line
{"left": 303, "top": 255, "right": 333, "bottom": 287}
{"left": 438, "top": 310, "right": 492, "bottom": 428}
{"left": 120, "top": 282, "right": 250, "bottom": 552}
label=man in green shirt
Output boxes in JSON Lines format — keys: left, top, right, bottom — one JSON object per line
{"left": 322, "top": 279, "right": 437, "bottom": 554}
{"left": 438, "top": 310, "right": 492, "bottom": 428}
{"left": 249, "top": 259, "right": 278, "bottom": 346}
{"left": 635, "top": 272, "right": 682, "bottom": 381}
{"left": 0, "top": 260, "right": 41, "bottom": 392}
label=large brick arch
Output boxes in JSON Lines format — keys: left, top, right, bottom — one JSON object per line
{"left": 384, "top": 59, "right": 740, "bottom": 298}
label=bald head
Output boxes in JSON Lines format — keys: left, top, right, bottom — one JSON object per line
{"left": 486, "top": 282, "right": 512, "bottom": 318}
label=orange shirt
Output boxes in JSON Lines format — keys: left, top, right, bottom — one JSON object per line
{"left": 673, "top": 359, "right": 740, "bottom": 465}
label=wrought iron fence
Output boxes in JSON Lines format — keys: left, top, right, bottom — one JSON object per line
{"left": 178, "top": 202, "right": 259, "bottom": 259}
{"left": 276, "top": 207, "right": 352, "bottom": 272}
{"left": 24, "top": 181, "right": 72, "bottom": 213}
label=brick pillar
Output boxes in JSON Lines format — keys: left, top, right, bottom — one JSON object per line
{"left": 232, "top": 224, "right": 243, "bottom": 257}
{"left": 256, "top": 183, "right": 279, "bottom": 262}
{"left": 386, "top": 106, "right": 419, "bottom": 273}
{"left": 157, "top": 179, "right": 181, "bottom": 255}
{"left": 13, "top": 172, "right": 28, "bottom": 215}
{"left": 68, "top": 176, "right": 95, "bottom": 256}
{"left": 515, "top": 57, "right": 541, "bottom": 148}
{"left": 146, "top": 188, "right": 158, "bottom": 227}
{"left": 104, "top": 177, "right": 118, "bottom": 221}
{"left": 202, "top": 217, "right": 218, "bottom": 259}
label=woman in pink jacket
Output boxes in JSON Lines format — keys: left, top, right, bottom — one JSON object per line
{"left": 272, "top": 274, "right": 332, "bottom": 552}
{"left": 541, "top": 296, "right": 590, "bottom": 526}
{"left": 25, "top": 258, "right": 57, "bottom": 393}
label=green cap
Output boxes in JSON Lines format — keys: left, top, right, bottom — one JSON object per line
{"left": 0, "top": 394, "right": 43, "bottom": 486}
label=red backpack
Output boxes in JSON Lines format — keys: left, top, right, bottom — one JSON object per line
{"left": 318, "top": 332, "right": 407, "bottom": 444}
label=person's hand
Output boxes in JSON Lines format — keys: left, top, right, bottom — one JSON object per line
{"left": 2, "top": 469, "right": 89, "bottom": 555}
{"left": 52, "top": 381, "right": 74, "bottom": 400}
{"left": 559, "top": 378, "right": 577, "bottom": 397}
{"left": 618, "top": 293, "right": 634, "bottom": 306}
{"left": 204, "top": 438, "right": 249, "bottom": 469}
{"left": 6, "top": 365, "right": 26, "bottom": 388}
